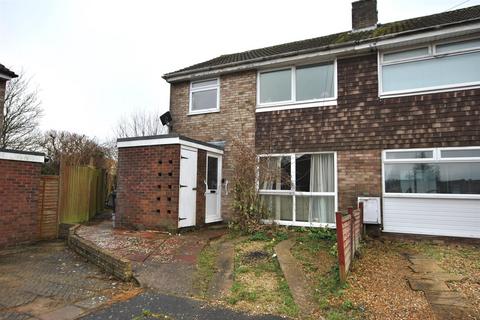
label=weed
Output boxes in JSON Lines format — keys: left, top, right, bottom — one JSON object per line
{"left": 194, "top": 243, "right": 218, "bottom": 298}
{"left": 249, "top": 231, "right": 270, "bottom": 241}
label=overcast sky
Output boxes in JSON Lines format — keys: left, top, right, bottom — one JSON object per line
{"left": 1, "top": 0, "right": 479, "bottom": 142}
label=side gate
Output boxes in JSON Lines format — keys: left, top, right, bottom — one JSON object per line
{"left": 39, "top": 175, "right": 60, "bottom": 239}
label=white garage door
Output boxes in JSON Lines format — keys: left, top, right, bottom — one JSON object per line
{"left": 383, "top": 197, "right": 480, "bottom": 238}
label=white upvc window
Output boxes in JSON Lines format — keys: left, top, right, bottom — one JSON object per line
{"left": 382, "top": 147, "right": 480, "bottom": 199}
{"left": 257, "top": 152, "right": 337, "bottom": 227}
{"left": 189, "top": 78, "right": 220, "bottom": 114}
{"left": 379, "top": 37, "right": 480, "bottom": 97}
{"left": 257, "top": 61, "right": 337, "bottom": 110}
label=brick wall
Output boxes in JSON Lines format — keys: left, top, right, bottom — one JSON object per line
{"left": 117, "top": 145, "right": 181, "bottom": 230}
{"left": 169, "top": 70, "right": 257, "bottom": 219}
{"left": 0, "top": 158, "right": 42, "bottom": 248}
{"left": 337, "top": 150, "right": 382, "bottom": 211}
{"left": 196, "top": 149, "right": 207, "bottom": 226}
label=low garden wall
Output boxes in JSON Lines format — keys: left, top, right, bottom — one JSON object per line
{"left": 335, "top": 203, "right": 364, "bottom": 282}
{"left": 67, "top": 225, "right": 133, "bottom": 281}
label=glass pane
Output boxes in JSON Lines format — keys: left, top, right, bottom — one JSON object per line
{"left": 261, "top": 195, "right": 293, "bottom": 221}
{"left": 296, "top": 64, "right": 334, "bottom": 101}
{"left": 207, "top": 156, "right": 218, "bottom": 189}
{"left": 438, "top": 162, "right": 480, "bottom": 194}
{"left": 259, "top": 69, "right": 292, "bottom": 103}
{"left": 295, "top": 154, "right": 311, "bottom": 192}
{"left": 386, "top": 150, "right": 433, "bottom": 160}
{"left": 382, "top": 51, "right": 480, "bottom": 92}
{"left": 295, "top": 153, "right": 334, "bottom": 192}
{"left": 383, "top": 47, "right": 429, "bottom": 62}
{"left": 385, "top": 163, "right": 438, "bottom": 193}
{"left": 192, "top": 79, "right": 218, "bottom": 88}
{"left": 191, "top": 89, "right": 217, "bottom": 111}
{"left": 437, "top": 39, "right": 480, "bottom": 54}
{"left": 441, "top": 149, "right": 480, "bottom": 158}
{"left": 384, "top": 162, "right": 480, "bottom": 194}
{"left": 259, "top": 156, "right": 292, "bottom": 190}
{"left": 296, "top": 196, "right": 335, "bottom": 223}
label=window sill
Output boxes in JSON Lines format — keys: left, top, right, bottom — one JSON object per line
{"left": 256, "top": 99, "right": 337, "bottom": 112}
{"left": 188, "top": 109, "right": 220, "bottom": 116}
{"left": 379, "top": 83, "right": 480, "bottom": 99}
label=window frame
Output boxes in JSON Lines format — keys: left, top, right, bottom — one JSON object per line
{"left": 378, "top": 37, "right": 480, "bottom": 97}
{"left": 257, "top": 151, "right": 338, "bottom": 227}
{"left": 382, "top": 146, "right": 480, "bottom": 199}
{"left": 256, "top": 60, "right": 337, "bottom": 110}
{"left": 189, "top": 78, "right": 220, "bottom": 115}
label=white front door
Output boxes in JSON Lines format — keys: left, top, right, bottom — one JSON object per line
{"left": 205, "top": 153, "right": 222, "bottom": 223}
{"left": 178, "top": 147, "right": 197, "bottom": 228}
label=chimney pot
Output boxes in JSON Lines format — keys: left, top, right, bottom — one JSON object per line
{"left": 352, "top": 0, "right": 378, "bottom": 30}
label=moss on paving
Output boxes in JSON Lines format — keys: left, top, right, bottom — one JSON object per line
{"left": 194, "top": 241, "right": 220, "bottom": 298}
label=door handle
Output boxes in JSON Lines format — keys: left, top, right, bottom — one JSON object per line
{"left": 210, "top": 190, "right": 216, "bottom": 194}
{"left": 179, "top": 217, "right": 186, "bottom": 221}
{"left": 180, "top": 184, "right": 187, "bottom": 188}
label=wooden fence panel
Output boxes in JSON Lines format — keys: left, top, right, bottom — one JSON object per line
{"left": 39, "top": 176, "right": 59, "bottom": 239}
{"left": 59, "top": 164, "right": 108, "bottom": 224}
{"left": 336, "top": 203, "right": 364, "bottom": 282}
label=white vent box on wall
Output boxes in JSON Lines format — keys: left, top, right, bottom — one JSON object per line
{"left": 358, "top": 197, "right": 381, "bottom": 224}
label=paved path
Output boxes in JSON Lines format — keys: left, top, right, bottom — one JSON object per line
{"left": 274, "top": 239, "right": 315, "bottom": 316}
{"left": 406, "top": 253, "right": 474, "bottom": 320}
{"left": 80, "top": 291, "right": 285, "bottom": 320}
{"left": 0, "top": 241, "right": 135, "bottom": 320}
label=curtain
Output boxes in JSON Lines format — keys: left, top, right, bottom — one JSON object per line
{"left": 309, "top": 154, "right": 334, "bottom": 223}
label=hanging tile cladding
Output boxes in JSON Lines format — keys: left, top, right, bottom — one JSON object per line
{"left": 255, "top": 54, "right": 480, "bottom": 154}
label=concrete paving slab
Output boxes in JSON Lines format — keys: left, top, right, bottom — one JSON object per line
{"left": 275, "top": 238, "right": 315, "bottom": 316}
{"left": 425, "top": 291, "right": 469, "bottom": 307}
{"left": 38, "top": 305, "right": 85, "bottom": 320}
{"left": 408, "top": 278, "right": 451, "bottom": 291}
{"left": 208, "top": 241, "right": 235, "bottom": 299}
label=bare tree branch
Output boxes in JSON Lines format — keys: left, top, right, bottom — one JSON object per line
{"left": 113, "top": 109, "right": 167, "bottom": 138}
{"left": 1, "top": 73, "right": 43, "bottom": 151}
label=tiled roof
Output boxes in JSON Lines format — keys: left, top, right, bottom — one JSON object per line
{"left": 0, "top": 63, "right": 17, "bottom": 78}
{"left": 164, "top": 5, "right": 480, "bottom": 80}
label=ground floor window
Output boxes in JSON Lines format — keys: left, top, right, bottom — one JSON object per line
{"left": 258, "top": 152, "right": 337, "bottom": 226}
{"left": 383, "top": 147, "right": 480, "bottom": 197}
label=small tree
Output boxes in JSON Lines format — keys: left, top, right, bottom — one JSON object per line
{"left": 38, "top": 130, "right": 108, "bottom": 174}
{"left": 114, "top": 109, "right": 167, "bottom": 138}
{"left": 1, "top": 73, "right": 43, "bottom": 150}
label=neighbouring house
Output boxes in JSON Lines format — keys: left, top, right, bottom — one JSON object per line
{"left": 0, "top": 64, "right": 46, "bottom": 249}
{"left": 118, "top": 0, "right": 480, "bottom": 238}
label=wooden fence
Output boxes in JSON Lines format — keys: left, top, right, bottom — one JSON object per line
{"left": 39, "top": 176, "right": 60, "bottom": 240}
{"left": 58, "top": 164, "right": 111, "bottom": 224}
{"left": 335, "top": 203, "right": 364, "bottom": 282}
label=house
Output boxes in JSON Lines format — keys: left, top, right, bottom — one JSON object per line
{"left": 117, "top": 0, "right": 480, "bottom": 238}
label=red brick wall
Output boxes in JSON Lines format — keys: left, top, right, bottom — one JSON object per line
{"left": 196, "top": 149, "right": 206, "bottom": 226}
{"left": 169, "top": 70, "right": 257, "bottom": 220}
{"left": 337, "top": 150, "right": 382, "bottom": 211}
{"left": 117, "top": 145, "right": 181, "bottom": 230}
{"left": 0, "top": 159, "right": 42, "bottom": 248}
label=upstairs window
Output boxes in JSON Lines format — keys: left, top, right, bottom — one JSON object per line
{"left": 258, "top": 62, "right": 336, "bottom": 107}
{"left": 189, "top": 78, "right": 219, "bottom": 114}
{"left": 380, "top": 38, "right": 480, "bottom": 96}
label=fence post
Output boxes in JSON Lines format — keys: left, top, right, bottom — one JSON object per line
{"left": 335, "top": 211, "right": 347, "bottom": 283}
{"left": 348, "top": 207, "right": 354, "bottom": 265}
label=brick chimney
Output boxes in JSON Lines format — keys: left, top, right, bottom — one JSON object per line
{"left": 352, "top": 0, "right": 378, "bottom": 30}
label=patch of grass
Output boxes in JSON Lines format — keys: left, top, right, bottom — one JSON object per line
{"left": 227, "top": 239, "right": 299, "bottom": 318}
{"left": 132, "top": 309, "right": 173, "bottom": 320}
{"left": 249, "top": 231, "right": 270, "bottom": 241}
{"left": 194, "top": 242, "right": 219, "bottom": 298}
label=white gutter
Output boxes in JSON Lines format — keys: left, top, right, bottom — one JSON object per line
{"left": 117, "top": 136, "right": 224, "bottom": 155}
{"left": 0, "top": 150, "right": 45, "bottom": 163}
{"left": 164, "top": 21, "right": 480, "bottom": 82}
